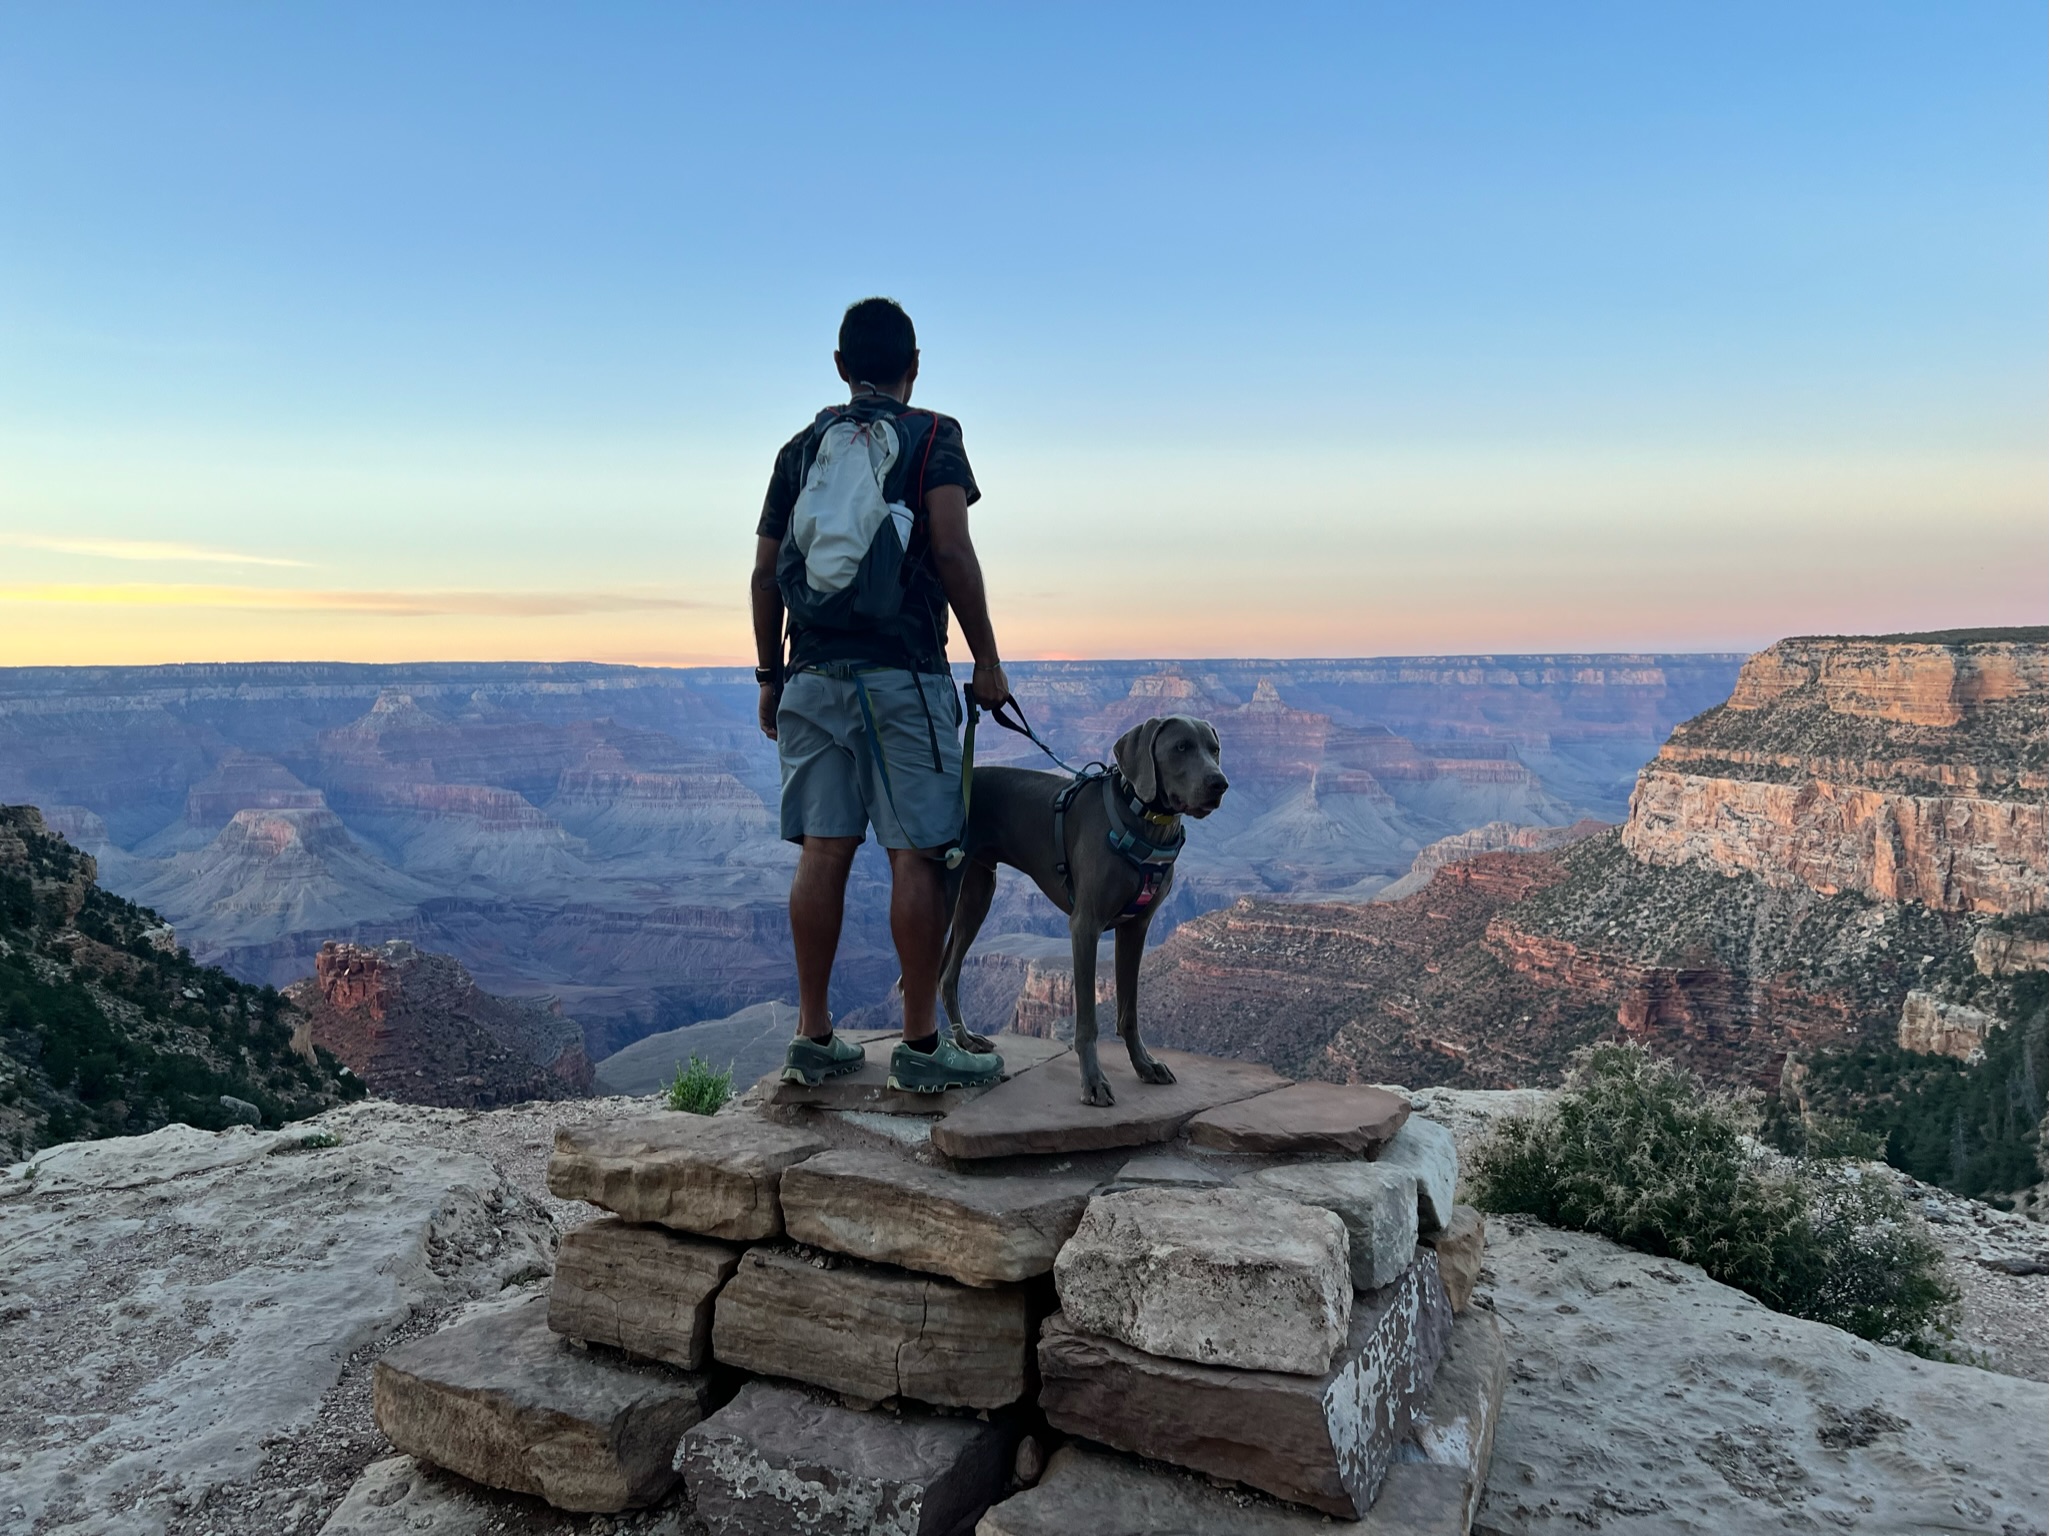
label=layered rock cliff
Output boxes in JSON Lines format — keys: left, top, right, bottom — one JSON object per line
{"left": 285, "top": 939, "right": 593, "bottom": 1108}
{"left": 1143, "top": 630, "right": 2048, "bottom": 1105}
{"left": 1623, "top": 630, "right": 2048, "bottom": 914}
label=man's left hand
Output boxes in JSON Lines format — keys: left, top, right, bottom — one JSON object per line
{"left": 970, "top": 662, "right": 1010, "bottom": 709}
{"left": 758, "top": 684, "right": 780, "bottom": 740}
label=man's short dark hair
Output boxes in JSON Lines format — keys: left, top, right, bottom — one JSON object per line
{"left": 839, "top": 298, "right": 917, "bottom": 387}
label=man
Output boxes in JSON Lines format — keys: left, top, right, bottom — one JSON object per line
{"left": 751, "top": 297, "right": 1010, "bottom": 1092}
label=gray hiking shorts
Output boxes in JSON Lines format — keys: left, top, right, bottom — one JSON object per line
{"left": 776, "top": 666, "right": 964, "bottom": 850}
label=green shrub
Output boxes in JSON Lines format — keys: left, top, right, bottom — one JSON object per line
{"left": 1472, "top": 1041, "right": 1958, "bottom": 1353}
{"left": 664, "top": 1053, "right": 732, "bottom": 1116}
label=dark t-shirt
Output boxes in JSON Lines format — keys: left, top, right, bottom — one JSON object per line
{"left": 758, "top": 393, "right": 979, "bottom": 673}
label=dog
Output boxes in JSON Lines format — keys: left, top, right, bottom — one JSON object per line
{"left": 938, "top": 714, "right": 1227, "bottom": 1106}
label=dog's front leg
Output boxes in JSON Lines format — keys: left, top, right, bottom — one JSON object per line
{"left": 1070, "top": 911, "right": 1114, "bottom": 1106}
{"left": 1114, "top": 917, "right": 1174, "bottom": 1085}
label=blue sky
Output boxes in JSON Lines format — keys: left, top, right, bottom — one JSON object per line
{"left": 1, "top": 3, "right": 2042, "bottom": 664}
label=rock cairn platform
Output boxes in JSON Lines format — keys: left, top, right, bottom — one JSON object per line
{"left": 369, "top": 1033, "right": 1503, "bottom": 1532}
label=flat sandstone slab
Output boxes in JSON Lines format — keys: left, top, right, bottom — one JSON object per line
{"left": 1186, "top": 1081, "right": 1410, "bottom": 1156}
{"left": 547, "top": 1113, "right": 825, "bottom": 1240}
{"left": 780, "top": 1147, "right": 1098, "bottom": 1286}
{"left": 682, "top": 1380, "right": 1012, "bottom": 1536}
{"left": 767, "top": 1031, "right": 1070, "bottom": 1115}
{"left": 372, "top": 1297, "right": 711, "bottom": 1512}
{"left": 712, "top": 1245, "right": 1029, "bottom": 1408}
{"left": 1037, "top": 1250, "right": 1454, "bottom": 1518}
{"left": 547, "top": 1218, "right": 740, "bottom": 1369}
{"left": 931, "top": 1048, "right": 1286, "bottom": 1160}
{"left": 1053, "top": 1186, "right": 1352, "bottom": 1375}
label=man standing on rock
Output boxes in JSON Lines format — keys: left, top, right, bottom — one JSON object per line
{"left": 751, "top": 297, "right": 1010, "bottom": 1093}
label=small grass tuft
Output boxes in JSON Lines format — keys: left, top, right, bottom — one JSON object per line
{"left": 665, "top": 1053, "right": 733, "bottom": 1116}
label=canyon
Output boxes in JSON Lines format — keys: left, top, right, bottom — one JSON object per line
{"left": 1139, "top": 629, "right": 2048, "bottom": 1102}
{"left": 0, "top": 655, "right": 1740, "bottom": 1060}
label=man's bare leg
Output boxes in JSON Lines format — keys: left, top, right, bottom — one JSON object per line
{"left": 790, "top": 835, "right": 860, "bottom": 1040}
{"left": 887, "top": 845, "right": 946, "bottom": 1042}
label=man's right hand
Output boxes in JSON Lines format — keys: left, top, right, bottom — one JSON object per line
{"left": 969, "top": 662, "right": 1010, "bottom": 709}
{"left": 758, "top": 684, "right": 780, "bottom": 740}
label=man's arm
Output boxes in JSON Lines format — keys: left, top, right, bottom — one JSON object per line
{"left": 924, "top": 484, "right": 1009, "bottom": 707}
{"left": 750, "top": 533, "right": 784, "bottom": 740}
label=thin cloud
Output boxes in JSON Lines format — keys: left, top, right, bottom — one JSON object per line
{"left": 0, "top": 584, "right": 709, "bottom": 617}
{"left": 4, "top": 534, "right": 309, "bottom": 567}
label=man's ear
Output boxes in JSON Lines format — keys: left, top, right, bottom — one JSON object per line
{"left": 1114, "top": 717, "right": 1164, "bottom": 804}
{"left": 834, "top": 350, "right": 852, "bottom": 383}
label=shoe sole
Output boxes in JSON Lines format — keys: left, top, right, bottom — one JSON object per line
{"left": 886, "top": 1071, "right": 1003, "bottom": 1094}
{"left": 780, "top": 1058, "right": 865, "bottom": 1088}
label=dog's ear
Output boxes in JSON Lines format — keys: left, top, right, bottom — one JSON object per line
{"left": 1194, "top": 716, "right": 1221, "bottom": 760}
{"left": 1113, "top": 717, "right": 1165, "bottom": 804}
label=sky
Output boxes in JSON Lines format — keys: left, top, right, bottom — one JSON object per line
{"left": 1, "top": 3, "right": 2043, "bottom": 667}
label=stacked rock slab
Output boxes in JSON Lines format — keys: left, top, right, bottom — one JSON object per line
{"left": 372, "top": 1298, "right": 712, "bottom": 1512}
{"left": 712, "top": 1245, "right": 1031, "bottom": 1407}
{"left": 1053, "top": 1187, "right": 1355, "bottom": 1375}
{"left": 548, "top": 1217, "right": 739, "bottom": 1369}
{"left": 546, "top": 1112, "right": 827, "bottom": 1238}
{"left": 681, "top": 1381, "right": 1014, "bottom": 1536}
{"left": 1040, "top": 1250, "right": 1454, "bottom": 1517}
{"left": 366, "top": 1051, "right": 1491, "bottom": 1532}
{"left": 779, "top": 1147, "right": 1099, "bottom": 1286}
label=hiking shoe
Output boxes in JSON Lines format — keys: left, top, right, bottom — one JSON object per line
{"left": 781, "top": 1032, "right": 866, "bottom": 1087}
{"left": 887, "top": 1035, "right": 1006, "bottom": 1094}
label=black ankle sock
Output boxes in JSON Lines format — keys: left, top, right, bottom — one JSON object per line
{"left": 808, "top": 1028, "right": 833, "bottom": 1047}
{"left": 905, "top": 1032, "right": 939, "bottom": 1054}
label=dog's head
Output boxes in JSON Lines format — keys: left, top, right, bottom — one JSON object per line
{"left": 1113, "top": 715, "right": 1228, "bottom": 818}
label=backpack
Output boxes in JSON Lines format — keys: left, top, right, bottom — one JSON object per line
{"left": 776, "top": 403, "right": 940, "bottom": 647}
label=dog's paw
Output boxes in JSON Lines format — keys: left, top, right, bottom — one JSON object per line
{"left": 1134, "top": 1057, "right": 1176, "bottom": 1086}
{"left": 1079, "top": 1075, "right": 1117, "bottom": 1108}
{"left": 959, "top": 1029, "right": 998, "bottom": 1054}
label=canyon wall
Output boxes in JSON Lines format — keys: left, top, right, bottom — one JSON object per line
{"left": 1622, "top": 632, "right": 2048, "bottom": 914}
{"left": 1142, "top": 630, "right": 2045, "bottom": 1091}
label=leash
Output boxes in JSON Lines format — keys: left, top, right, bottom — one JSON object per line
{"left": 978, "top": 696, "right": 1094, "bottom": 777}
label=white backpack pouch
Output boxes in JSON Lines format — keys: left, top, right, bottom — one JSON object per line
{"left": 789, "top": 416, "right": 915, "bottom": 594}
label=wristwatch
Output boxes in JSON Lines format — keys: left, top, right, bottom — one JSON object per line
{"left": 754, "top": 666, "right": 780, "bottom": 687}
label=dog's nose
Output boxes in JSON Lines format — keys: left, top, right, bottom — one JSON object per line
{"left": 1206, "top": 774, "right": 1229, "bottom": 802}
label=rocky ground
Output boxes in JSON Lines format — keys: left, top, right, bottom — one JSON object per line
{"left": 2, "top": 1085, "right": 2042, "bottom": 1536}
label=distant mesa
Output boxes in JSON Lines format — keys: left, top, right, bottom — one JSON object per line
{"left": 287, "top": 939, "right": 593, "bottom": 1108}
{"left": 127, "top": 807, "right": 432, "bottom": 959}
{"left": 1374, "top": 818, "right": 1609, "bottom": 903}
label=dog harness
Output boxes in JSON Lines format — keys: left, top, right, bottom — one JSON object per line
{"left": 1052, "top": 768, "right": 1186, "bottom": 923}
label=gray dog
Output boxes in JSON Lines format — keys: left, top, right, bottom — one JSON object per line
{"left": 938, "top": 714, "right": 1228, "bottom": 1106}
